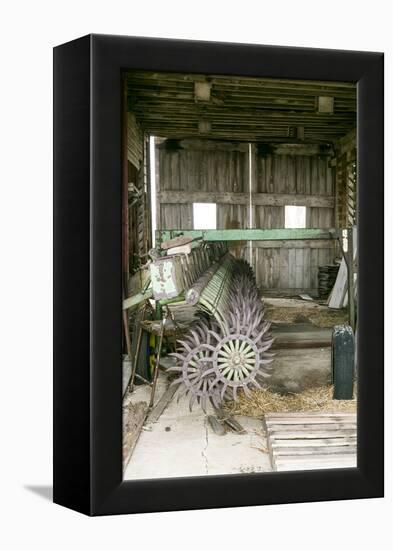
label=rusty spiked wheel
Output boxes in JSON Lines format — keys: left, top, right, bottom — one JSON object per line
{"left": 170, "top": 256, "right": 275, "bottom": 409}
{"left": 168, "top": 323, "right": 221, "bottom": 411}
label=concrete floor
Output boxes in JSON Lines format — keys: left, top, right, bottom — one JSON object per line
{"left": 123, "top": 373, "right": 272, "bottom": 480}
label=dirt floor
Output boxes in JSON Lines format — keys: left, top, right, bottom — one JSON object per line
{"left": 264, "top": 297, "right": 349, "bottom": 328}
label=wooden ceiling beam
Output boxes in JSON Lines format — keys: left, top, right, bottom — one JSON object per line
{"left": 126, "top": 71, "right": 356, "bottom": 143}
{"left": 127, "top": 71, "right": 356, "bottom": 89}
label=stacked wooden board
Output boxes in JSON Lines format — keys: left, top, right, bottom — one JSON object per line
{"left": 264, "top": 412, "right": 357, "bottom": 471}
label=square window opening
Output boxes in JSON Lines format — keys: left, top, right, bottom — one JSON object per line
{"left": 193, "top": 203, "right": 217, "bottom": 230}
{"left": 285, "top": 205, "right": 306, "bottom": 229}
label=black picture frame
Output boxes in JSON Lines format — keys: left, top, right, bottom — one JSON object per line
{"left": 53, "top": 34, "right": 384, "bottom": 516}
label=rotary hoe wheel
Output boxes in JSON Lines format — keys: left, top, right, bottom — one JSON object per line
{"left": 202, "top": 331, "right": 274, "bottom": 401}
{"left": 168, "top": 322, "right": 222, "bottom": 411}
{"left": 169, "top": 256, "right": 275, "bottom": 411}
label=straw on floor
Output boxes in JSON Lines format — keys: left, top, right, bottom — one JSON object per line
{"left": 224, "top": 385, "right": 356, "bottom": 418}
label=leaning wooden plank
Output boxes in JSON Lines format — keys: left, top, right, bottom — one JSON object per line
{"left": 329, "top": 226, "right": 358, "bottom": 309}
{"left": 328, "top": 257, "right": 347, "bottom": 309}
{"left": 123, "top": 401, "right": 148, "bottom": 470}
{"left": 146, "top": 384, "right": 178, "bottom": 424}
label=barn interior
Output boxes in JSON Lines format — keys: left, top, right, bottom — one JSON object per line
{"left": 122, "top": 70, "right": 357, "bottom": 478}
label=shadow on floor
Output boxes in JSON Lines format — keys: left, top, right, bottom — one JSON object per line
{"left": 24, "top": 485, "right": 52, "bottom": 501}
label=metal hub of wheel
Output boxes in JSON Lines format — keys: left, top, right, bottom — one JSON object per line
{"left": 213, "top": 334, "right": 259, "bottom": 384}
{"left": 200, "top": 331, "right": 274, "bottom": 401}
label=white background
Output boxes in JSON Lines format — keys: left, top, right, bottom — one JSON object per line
{"left": 0, "top": 1, "right": 391, "bottom": 548}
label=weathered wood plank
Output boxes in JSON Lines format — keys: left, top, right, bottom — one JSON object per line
{"left": 275, "top": 456, "right": 356, "bottom": 471}
{"left": 178, "top": 138, "right": 249, "bottom": 152}
{"left": 328, "top": 257, "right": 347, "bottom": 308}
{"left": 272, "top": 437, "right": 356, "bottom": 447}
{"left": 272, "top": 328, "right": 332, "bottom": 348}
{"left": 295, "top": 249, "right": 304, "bottom": 289}
{"left": 264, "top": 411, "right": 357, "bottom": 472}
{"left": 269, "top": 430, "right": 357, "bottom": 439}
{"left": 288, "top": 249, "right": 296, "bottom": 288}
{"left": 158, "top": 190, "right": 334, "bottom": 208}
{"left": 272, "top": 339, "right": 331, "bottom": 350}
{"left": 214, "top": 408, "right": 246, "bottom": 434}
{"left": 267, "top": 429, "right": 358, "bottom": 440}
{"left": 267, "top": 411, "right": 355, "bottom": 418}
{"left": 273, "top": 446, "right": 356, "bottom": 456}
{"left": 147, "top": 384, "right": 178, "bottom": 424}
{"left": 266, "top": 420, "right": 356, "bottom": 430}
{"left": 123, "top": 401, "right": 148, "bottom": 469}
{"left": 207, "top": 415, "right": 227, "bottom": 436}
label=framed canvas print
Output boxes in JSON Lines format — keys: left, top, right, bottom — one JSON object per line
{"left": 53, "top": 34, "right": 384, "bottom": 516}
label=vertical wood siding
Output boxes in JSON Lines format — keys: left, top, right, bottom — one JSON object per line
{"left": 253, "top": 153, "right": 334, "bottom": 291}
{"left": 127, "top": 116, "right": 150, "bottom": 274}
{"left": 157, "top": 146, "right": 249, "bottom": 231}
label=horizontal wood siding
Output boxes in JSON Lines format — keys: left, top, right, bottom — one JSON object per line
{"left": 157, "top": 190, "right": 334, "bottom": 208}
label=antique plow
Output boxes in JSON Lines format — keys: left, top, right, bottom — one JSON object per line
{"left": 168, "top": 256, "right": 275, "bottom": 411}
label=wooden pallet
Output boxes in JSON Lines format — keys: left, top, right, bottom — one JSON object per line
{"left": 264, "top": 412, "right": 357, "bottom": 471}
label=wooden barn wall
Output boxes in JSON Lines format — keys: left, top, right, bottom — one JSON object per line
{"left": 157, "top": 141, "right": 335, "bottom": 294}
{"left": 127, "top": 114, "right": 151, "bottom": 275}
{"left": 252, "top": 153, "right": 334, "bottom": 293}
{"left": 156, "top": 145, "right": 249, "bottom": 231}
{"left": 333, "top": 129, "right": 357, "bottom": 229}
{"left": 127, "top": 112, "right": 143, "bottom": 170}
